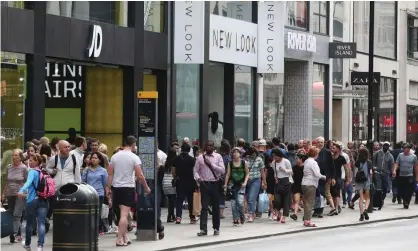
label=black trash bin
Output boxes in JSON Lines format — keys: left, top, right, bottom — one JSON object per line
{"left": 53, "top": 183, "right": 100, "bottom": 251}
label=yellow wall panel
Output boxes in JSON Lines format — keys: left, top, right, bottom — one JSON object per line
{"left": 143, "top": 74, "right": 157, "bottom": 91}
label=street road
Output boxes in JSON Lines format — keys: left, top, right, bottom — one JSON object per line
{"left": 186, "top": 219, "right": 418, "bottom": 251}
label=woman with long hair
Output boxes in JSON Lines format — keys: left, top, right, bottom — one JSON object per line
{"left": 208, "top": 112, "right": 223, "bottom": 150}
{"left": 82, "top": 152, "right": 108, "bottom": 235}
{"left": 162, "top": 148, "right": 177, "bottom": 222}
{"left": 290, "top": 153, "right": 307, "bottom": 221}
{"left": 354, "top": 148, "right": 372, "bottom": 221}
{"left": 272, "top": 148, "right": 293, "bottom": 223}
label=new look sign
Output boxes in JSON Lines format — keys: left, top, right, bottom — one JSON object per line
{"left": 209, "top": 14, "right": 258, "bottom": 67}
{"left": 257, "top": 2, "right": 285, "bottom": 74}
{"left": 174, "top": 1, "right": 205, "bottom": 64}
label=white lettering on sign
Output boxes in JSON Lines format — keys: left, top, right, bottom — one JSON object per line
{"left": 287, "top": 32, "right": 316, "bottom": 53}
{"left": 209, "top": 14, "right": 258, "bottom": 67}
{"left": 257, "top": 2, "right": 284, "bottom": 73}
{"left": 44, "top": 62, "right": 83, "bottom": 99}
{"left": 87, "top": 25, "right": 103, "bottom": 58}
{"left": 174, "top": 1, "right": 205, "bottom": 64}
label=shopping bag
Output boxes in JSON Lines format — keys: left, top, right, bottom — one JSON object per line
{"left": 1, "top": 211, "right": 13, "bottom": 238}
{"left": 258, "top": 191, "right": 270, "bottom": 213}
{"left": 193, "top": 191, "right": 201, "bottom": 216}
{"left": 101, "top": 204, "right": 109, "bottom": 219}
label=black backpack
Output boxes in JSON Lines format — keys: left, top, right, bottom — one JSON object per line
{"left": 52, "top": 154, "right": 77, "bottom": 175}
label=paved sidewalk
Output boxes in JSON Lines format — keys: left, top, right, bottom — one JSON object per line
{"left": 2, "top": 197, "right": 417, "bottom": 251}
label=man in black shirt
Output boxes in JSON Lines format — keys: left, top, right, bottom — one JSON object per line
{"left": 172, "top": 143, "right": 197, "bottom": 224}
{"left": 331, "top": 143, "right": 349, "bottom": 215}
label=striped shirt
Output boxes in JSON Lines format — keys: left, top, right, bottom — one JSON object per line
{"left": 5, "top": 163, "right": 28, "bottom": 196}
{"left": 246, "top": 156, "right": 264, "bottom": 180}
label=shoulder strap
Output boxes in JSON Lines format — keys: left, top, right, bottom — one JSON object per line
{"left": 54, "top": 155, "right": 58, "bottom": 169}
{"left": 273, "top": 161, "right": 277, "bottom": 177}
{"left": 203, "top": 155, "right": 218, "bottom": 180}
{"left": 71, "top": 154, "right": 77, "bottom": 175}
{"left": 241, "top": 159, "right": 245, "bottom": 168}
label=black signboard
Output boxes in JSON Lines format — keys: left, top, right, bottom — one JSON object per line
{"left": 136, "top": 91, "right": 158, "bottom": 241}
{"left": 45, "top": 62, "right": 85, "bottom": 108}
{"left": 351, "top": 71, "right": 381, "bottom": 86}
{"left": 329, "top": 42, "right": 357, "bottom": 58}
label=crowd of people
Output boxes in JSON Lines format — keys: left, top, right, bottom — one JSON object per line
{"left": 1, "top": 132, "right": 418, "bottom": 249}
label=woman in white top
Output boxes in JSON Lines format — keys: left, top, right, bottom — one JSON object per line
{"left": 301, "top": 147, "right": 326, "bottom": 227}
{"left": 208, "top": 112, "right": 223, "bottom": 149}
{"left": 271, "top": 148, "right": 292, "bottom": 223}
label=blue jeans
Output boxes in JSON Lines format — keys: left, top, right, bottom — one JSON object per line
{"left": 342, "top": 183, "right": 353, "bottom": 204}
{"left": 246, "top": 178, "right": 261, "bottom": 214}
{"left": 230, "top": 186, "right": 245, "bottom": 219}
{"left": 25, "top": 198, "right": 48, "bottom": 247}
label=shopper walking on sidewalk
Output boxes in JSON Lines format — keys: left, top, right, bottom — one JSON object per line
{"left": 302, "top": 148, "right": 326, "bottom": 227}
{"left": 354, "top": 148, "right": 372, "bottom": 221}
{"left": 393, "top": 143, "right": 418, "bottom": 209}
{"left": 194, "top": 140, "right": 225, "bottom": 236}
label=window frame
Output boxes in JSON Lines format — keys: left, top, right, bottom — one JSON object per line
{"left": 312, "top": 1, "right": 329, "bottom": 35}
{"left": 285, "top": 1, "right": 309, "bottom": 30}
{"left": 407, "top": 15, "right": 418, "bottom": 59}
{"left": 410, "top": 81, "right": 418, "bottom": 100}
{"left": 352, "top": 1, "right": 398, "bottom": 60}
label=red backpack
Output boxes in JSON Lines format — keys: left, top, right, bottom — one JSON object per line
{"left": 33, "top": 169, "right": 56, "bottom": 199}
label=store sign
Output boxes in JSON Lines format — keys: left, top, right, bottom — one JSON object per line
{"left": 287, "top": 32, "right": 316, "bottom": 53}
{"left": 209, "top": 14, "right": 257, "bottom": 67}
{"left": 87, "top": 25, "right": 103, "bottom": 58}
{"left": 351, "top": 71, "right": 381, "bottom": 86}
{"left": 329, "top": 42, "right": 357, "bottom": 58}
{"left": 45, "top": 62, "right": 84, "bottom": 108}
{"left": 257, "top": 2, "right": 285, "bottom": 73}
{"left": 174, "top": 1, "right": 205, "bottom": 64}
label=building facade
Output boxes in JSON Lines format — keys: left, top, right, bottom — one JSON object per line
{"left": 2, "top": 1, "right": 416, "bottom": 155}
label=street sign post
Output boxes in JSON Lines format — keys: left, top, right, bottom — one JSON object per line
{"left": 136, "top": 91, "right": 158, "bottom": 241}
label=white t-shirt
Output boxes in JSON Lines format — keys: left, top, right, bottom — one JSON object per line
{"left": 110, "top": 150, "right": 142, "bottom": 188}
{"left": 157, "top": 149, "right": 167, "bottom": 166}
{"left": 273, "top": 158, "right": 292, "bottom": 178}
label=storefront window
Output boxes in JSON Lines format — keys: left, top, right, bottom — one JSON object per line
{"left": 210, "top": 1, "right": 253, "bottom": 22}
{"left": 144, "top": 1, "right": 164, "bottom": 33}
{"left": 352, "top": 77, "right": 396, "bottom": 143}
{"left": 1, "top": 1, "right": 25, "bottom": 8}
{"left": 332, "top": 57, "right": 343, "bottom": 86}
{"left": 353, "top": 1, "right": 396, "bottom": 59}
{"left": 234, "top": 66, "right": 253, "bottom": 141}
{"left": 312, "top": 64, "right": 326, "bottom": 139}
{"left": 407, "top": 105, "right": 418, "bottom": 143}
{"left": 311, "top": 1, "right": 329, "bottom": 34}
{"left": 333, "top": 1, "right": 344, "bottom": 39}
{"left": 1, "top": 52, "right": 26, "bottom": 176}
{"left": 379, "top": 78, "right": 396, "bottom": 143}
{"left": 176, "top": 64, "right": 200, "bottom": 143}
{"left": 286, "top": 1, "right": 308, "bottom": 29}
{"left": 46, "top": 1, "right": 128, "bottom": 27}
{"left": 263, "top": 74, "right": 284, "bottom": 140}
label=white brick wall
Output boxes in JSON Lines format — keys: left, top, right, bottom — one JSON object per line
{"left": 283, "top": 61, "right": 312, "bottom": 143}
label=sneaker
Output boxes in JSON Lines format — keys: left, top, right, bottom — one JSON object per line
{"left": 290, "top": 214, "right": 297, "bottom": 221}
{"left": 359, "top": 214, "right": 364, "bottom": 221}
{"left": 213, "top": 229, "right": 220, "bottom": 236}
{"left": 327, "top": 209, "right": 338, "bottom": 216}
{"left": 403, "top": 204, "right": 409, "bottom": 209}
{"left": 197, "top": 230, "right": 207, "bottom": 237}
{"left": 23, "top": 243, "right": 31, "bottom": 251}
{"left": 37, "top": 246, "right": 43, "bottom": 251}
{"left": 240, "top": 214, "right": 245, "bottom": 225}
{"left": 342, "top": 203, "right": 346, "bottom": 208}
{"left": 337, "top": 206, "right": 342, "bottom": 214}
{"left": 175, "top": 217, "right": 182, "bottom": 224}
{"left": 233, "top": 220, "right": 239, "bottom": 226}
{"left": 392, "top": 196, "right": 396, "bottom": 203}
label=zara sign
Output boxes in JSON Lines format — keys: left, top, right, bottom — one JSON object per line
{"left": 287, "top": 32, "right": 316, "bottom": 53}
{"left": 87, "top": 25, "right": 103, "bottom": 58}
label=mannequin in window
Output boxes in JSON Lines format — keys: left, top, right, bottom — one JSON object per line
{"left": 208, "top": 112, "right": 223, "bottom": 151}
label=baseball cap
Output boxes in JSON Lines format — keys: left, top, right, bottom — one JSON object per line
{"left": 383, "top": 141, "right": 390, "bottom": 146}
{"left": 252, "top": 141, "right": 260, "bottom": 147}
{"left": 259, "top": 139, "right": 267, "bottom": 146}
{"left": 403, "top": 143, "right": 411, "bottom": 149}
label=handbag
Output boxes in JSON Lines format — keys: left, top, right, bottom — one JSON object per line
{"left": 192, "top": 190, "right": 201, "bottom": 216}
{"left": 162, "top": 173, "right": 176, "bottom": 195}
{"left": 272, "top": 161, "right": 291, "bottom": 194}
{"left": 203, "top": 155, "right": 224, "bottom": 194}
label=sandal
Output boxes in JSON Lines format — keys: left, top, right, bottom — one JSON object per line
{"left": 280, "top": 216, "right": 286, "bottom": 224}
{"left": 116, "top": 240, "right": 127, "bottom": 247}
{"left": 303, "top": 220, "right": 317, "bottom": 227}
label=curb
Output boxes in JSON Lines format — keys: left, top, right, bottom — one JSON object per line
{"left": 156, "top": 215, "right": 418, "bottom": 251}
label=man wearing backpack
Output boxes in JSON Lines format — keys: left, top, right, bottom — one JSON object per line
{"left": 46, "top": 140, "right": 81, "bottom": 188}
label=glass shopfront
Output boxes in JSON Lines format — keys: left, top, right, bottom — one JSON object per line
{"left": 1, "top": 52, "right": 26, "bottom": 151}
{"left": 44, "top": 61, "right": 123, "bottom": 152}
{"left": 407, "top": 105, "right": 418, "bottom": 143}
{"left": 312, "top": 64, "right": 326, "bottom": 139}
{"left": 352, "top": 77, "right": 396, "bottom": 143}
{"left": 1, "top": 52, "right": 26, "bottom": 182}
{"left": 175, "top": 64, "right": 200, "bottom": 143}
{"left": 263, "top": 74, "right": 284, "bottom": 140}
{"left": 144, "top": 1, "right": 165, "bottom": 33}
{"left": 234, "top": 66, "right": 253, "bottom": 141}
